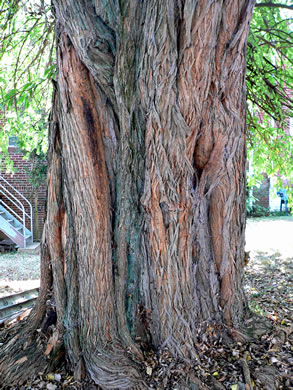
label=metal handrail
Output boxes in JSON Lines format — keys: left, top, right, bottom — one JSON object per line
{"left": 0, "top": 187, "right": 30, "bottom": 219}
{"left": 0, "top": 175, "right": 33, "bottom": 244}
{"left": 0, "top": 187, "right": 26, "bottom": 239}
{"left": 0, "top": 185, "right": 24, "bottom": 212}
{"left": 0, "top": 175, "right": 33, "bottom": 222}
{"left": 0, "top": 199, "right": 25, "bottom": 223}
{"left": 0, "top": 188, "right": 26, "bottom": 238}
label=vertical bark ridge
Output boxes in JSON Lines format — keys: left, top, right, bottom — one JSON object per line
{"left": 113, "top": 1, "right": 149, "bottom": 354}
{"left": 46, "top": 123, "right": 66, "bottom": 329}
{"left": 58, "top": 31, "right": 115, "bottom": 343}
{"left": 54, "top": 0, "right": 116, "bottom": 107}
{"left": 55, "top": 32, "right": 145, "bottom": 388}
{"left": 137, "top": 0, "right": 252, "bottom": 357}
{"left": 177, "top": 0, "right": 253, "bottom": 327}
{"left": 138, "top": 0, "right": 205, "bottom": 358}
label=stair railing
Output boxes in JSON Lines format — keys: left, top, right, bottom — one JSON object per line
{"left": 0, "top": 175, "right": 33, "bottom": 245}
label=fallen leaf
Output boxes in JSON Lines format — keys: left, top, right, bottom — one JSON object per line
{"left": 44, "top": 329, "right": 59, "bottom": 356}
{"left": 46, "top": 373, "right": 55, "bottom": 381}
{"left": 45, "top": 343, "right": 54, "bottom": 356}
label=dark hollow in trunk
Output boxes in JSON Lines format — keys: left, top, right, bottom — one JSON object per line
{"left": 0, "top": 0, "right": 254, "bottom": 387}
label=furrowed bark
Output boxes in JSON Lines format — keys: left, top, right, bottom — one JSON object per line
{"left": 137, "top": 0, "right": 252, "bottom": 355}
{"left": 54, "top": 32, "right": 145, "bottom": 388}
{"left": 0, "top": 0, "right": 255, "bottom": 387}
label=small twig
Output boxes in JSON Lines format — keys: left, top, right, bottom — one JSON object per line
{"left": 240, "top": 358, "right": 253, "bottom": 390}
{"left": 255, "top": 3, "right": 293, "bottom": 10}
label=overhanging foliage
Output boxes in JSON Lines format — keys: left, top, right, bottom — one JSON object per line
{"left": 0, "top": 0, "right": 292, "bottom": 186}
{"left": 0, "top": 0, "right": 55, "bottom": 157}
{"left": 247, "top": 1, "right": 293, "bottom": 187}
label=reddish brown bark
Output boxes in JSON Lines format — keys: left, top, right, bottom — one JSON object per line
{"left": 0, "top": 0, "right": 254, "bottom": 387}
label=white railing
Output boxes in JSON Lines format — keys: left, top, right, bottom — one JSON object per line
{"left": 0, "top": 175, "right": 33, "bottom": 244}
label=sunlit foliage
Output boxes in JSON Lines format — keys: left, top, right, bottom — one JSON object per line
{"left": 0, "top": 0, "right": 55, "bottom": 158}
{"left": 247, "top": 2, "right": 293, "bottom": 186}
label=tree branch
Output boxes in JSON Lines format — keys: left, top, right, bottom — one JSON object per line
{"left": 255, "top": 3, "right": 293, "bottom": 10}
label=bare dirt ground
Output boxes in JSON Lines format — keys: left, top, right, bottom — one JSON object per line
{"left": 0, "top": 252, "right": 40, "bottom": 297}
{"left": 246, "top": 216, "right": 293, "bottom": 257}
{"left": 245, "top": 216, "right": 293, "bottom": 325}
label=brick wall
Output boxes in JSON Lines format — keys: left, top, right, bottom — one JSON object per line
{"left": 0, "top": 146, "right": 47, "bottom": 240}
{"left": 253, "top": 174, "right": 270, "bottom": 210}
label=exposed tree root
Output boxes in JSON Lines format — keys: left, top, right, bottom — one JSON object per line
{"left": 239, "top": 357, "right": 253, "bottom": 390}
{"left": 254, "top": 366, "right": 279, "bottom": 390}
{"left": 0, "top": 310, "right": 64, "bottom": 386}
{"left": 0, "top": 332, "right": 52, "bottom": 385}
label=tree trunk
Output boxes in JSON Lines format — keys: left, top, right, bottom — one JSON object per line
{"left": 33, "top": 192, "right": 40, "bottom": 240}
{"left": 0, "top": 0, "right": 254, "bottom": 387}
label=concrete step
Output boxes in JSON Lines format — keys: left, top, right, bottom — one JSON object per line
{"left": 18, "top": 242, "right": 40, "bottom": 254}
{"left": 0, "top": 288, "right": 39, "bottom": 324}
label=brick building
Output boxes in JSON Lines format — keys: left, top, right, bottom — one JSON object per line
{"left": 0, "top": 139, "right": 47, "bottom": 241}
{"left": 248, "top": 117, "right": 293, "bottom": 213}
{"left": 252, "top": 174, "right": 270, "bottom": 210}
